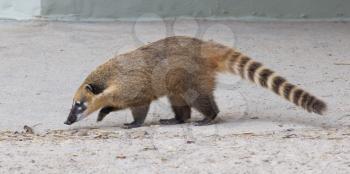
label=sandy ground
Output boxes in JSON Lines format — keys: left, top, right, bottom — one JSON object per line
{"left": 0, "top": 20, "right": 349, "bottom": 173}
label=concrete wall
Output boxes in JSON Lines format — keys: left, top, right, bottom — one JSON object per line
{"left": 0, "top": 0, "right": 40, "bottom": 20}
{"left": 41, "top": 0, "right": 350, "bottom": 20}
{"left": 0, "top": 0, "right": 349, "bottom": 20}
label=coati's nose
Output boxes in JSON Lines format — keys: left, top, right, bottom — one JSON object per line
{"left": 65, "top": 101, "right": 87, "bottom": 125}
{"left": 65, "top": 112, "right": 77, "bottom": 125}
{"left": 65, "top": 109, "right": 78, "bottom": 125}
{"left": 64, "top": 120, "right": 72, "bottom": 125}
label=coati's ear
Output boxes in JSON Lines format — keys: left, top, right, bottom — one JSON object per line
{"left": 84, "top": 84, "right": 95, "bottom": 94}
{"left": 84, "top": 84, "right": 103, "bottom": 95}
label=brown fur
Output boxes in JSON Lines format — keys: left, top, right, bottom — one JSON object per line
{"left": 72, "top": 36, "right": 327, "bottom": 127}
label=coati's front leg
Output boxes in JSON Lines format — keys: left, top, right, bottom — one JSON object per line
{"left": 123, "top": 104, "right": 150, "bottom": 129}
{"left": 160, "top": 95, "right": 191, "bottom": 125}
{"left": 97, "top": 106, "right": 120, "bottom": 122}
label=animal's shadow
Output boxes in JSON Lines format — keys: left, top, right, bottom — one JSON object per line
{"left": 69, "top": 111, "right": 347, "bottom": 131}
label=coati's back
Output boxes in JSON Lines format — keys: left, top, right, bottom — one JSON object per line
{"left": 86, "top": 37, "right": 216, "bottom": 102}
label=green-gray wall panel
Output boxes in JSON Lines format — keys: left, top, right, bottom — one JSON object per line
{"left": 41, "top": 0, "right": 350, "bottom": 20}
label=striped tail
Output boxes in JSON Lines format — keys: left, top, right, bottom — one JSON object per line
{"left": 225, "top": 51, "right": 327, "bottom": 115}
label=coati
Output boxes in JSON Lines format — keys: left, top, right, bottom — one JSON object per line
{"left": 64, "top": 36, "right": 327, "bottom": 128}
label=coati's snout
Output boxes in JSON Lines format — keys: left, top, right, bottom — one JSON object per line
{"left": 65, "top": 84, "right": 99, "bottom": 125}
{"left": 65, "top": 101, "right": 88, "bottom": 125}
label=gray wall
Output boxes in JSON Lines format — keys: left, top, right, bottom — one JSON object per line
{"left": 41, "top": 0, "right": 350, "bottom": 20}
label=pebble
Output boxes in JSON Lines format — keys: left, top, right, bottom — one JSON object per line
{"left": 69, "top": 130, "right": 79, "bottom": 135}
{"left": 130, "top": 131, "right": 148, "bottom": 139}
{"left": 116, "top": 155, "right": 126, "bottom": 159}
{"left": 77, "top": 129, "right": 88, "bottom": 136}
{"left": 23, "top": 125, "right": 34, "bottom": 134}
{"left": 186, "top": 140, "right": 195, "bottom": 144}
{"left": 286, "top": 128, "right": 295, "bottom": 132}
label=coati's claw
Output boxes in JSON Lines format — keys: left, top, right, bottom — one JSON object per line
{"left": 159, "top": 118, "right": 185, "bottom": 125}
{"left": 96, "top": 116, "right": 104, "bottom": 122}
{"left": 193, "top": 118, "right": 215, "bottom": 126}
{"left": 122, "top": 121, "right": 142, "bottom": 129}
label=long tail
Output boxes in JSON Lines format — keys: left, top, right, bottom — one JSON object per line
{"left": 217, "top": 50, "right": 327, "bottom": 115}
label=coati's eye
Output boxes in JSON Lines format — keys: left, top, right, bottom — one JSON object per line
{"left": 72, "top": 100, "right": 82, "bottom": 107}
{"left": 70, "top": 100, "right": 87, "bottom": 113}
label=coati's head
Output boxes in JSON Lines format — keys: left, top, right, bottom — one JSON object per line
{"left": 64, "top": 83, "right": 103, "bottom": 125}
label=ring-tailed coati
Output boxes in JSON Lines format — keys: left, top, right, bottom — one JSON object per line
{"left": 64, "top": 36, "right": 327, "bottom": 129}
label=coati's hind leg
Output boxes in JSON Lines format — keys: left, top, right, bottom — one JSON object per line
{"left": 191, "top": 94, "right": 219, "bottom": 126}
{"left": 160, "top": 95, "right": 191, "bottom": 125}
{"left": 123, "top": 104, "right": 150, "bottom": 129}
{"left": 159, "top": 105, "right": 191, "bottom": 125}
{"left": 97, "top": 106, "right": 120, "bottom": 122}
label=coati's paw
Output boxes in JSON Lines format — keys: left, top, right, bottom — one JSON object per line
{"left": 159, "top": 118, "right": 185, "bottom": 125}
{"left": 97, "top": 113, "right": 108, "bottom": 122}
{"left": 193, "top": 118, "right": 215, "bottom": 126}
{"left": 122, "top": 122, "right": 142, "bottom": 129}
{"left": 96, "top": 116, "right": 104, "bottom": 122}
